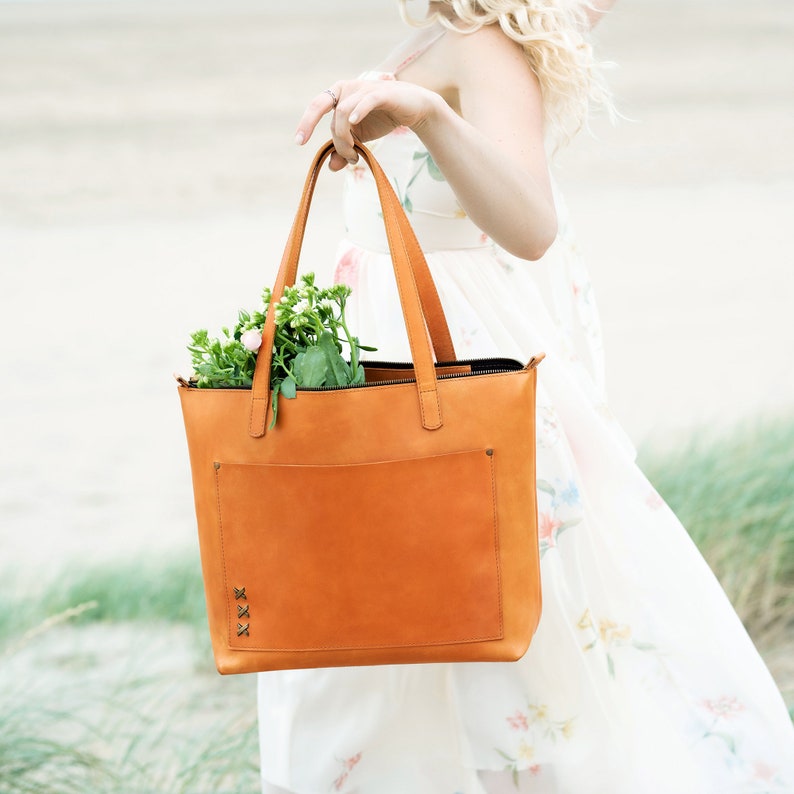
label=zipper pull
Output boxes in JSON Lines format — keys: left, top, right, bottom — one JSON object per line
{"left": 174, "top": 373, "right": 192, "bottom": 387}
{"left": 526, "top": 353, "right": 546, "bottom": 370}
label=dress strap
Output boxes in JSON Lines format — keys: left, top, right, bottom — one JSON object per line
{"left": 391, "top": 25, "right": 447, "bottom": 77}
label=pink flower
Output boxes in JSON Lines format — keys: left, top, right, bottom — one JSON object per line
{"left": 343, "top": 753, "right": 362, "bottom": 771}
{"left": 334, "top": 247, "right": 362, "bottom": 288}
{"left": 332, "top": 753, "right": 362, "bottom": 791}
{"left": 645, "top": 491, "right": 664, "bottom": 510}
{"left": 538, "top": 512, "right": 562, "bottom": 545}
{"left": 507, "top": 711, "right": 528, "bottom": 731}
{"left": 529, "top": 764, "right": 541, "bottom": 776}
{"left": 241, "top": 329, "right": 262, "bottom": 352}
{"left": 703, "top": 696, "right": 745, "bottom": 720}
{"left": 752, "top": 761, "right": 777, "bottom": 782}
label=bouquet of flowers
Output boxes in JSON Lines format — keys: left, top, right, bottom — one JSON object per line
{"left": 187, "top": 273, "right": 375, "bottom": 426}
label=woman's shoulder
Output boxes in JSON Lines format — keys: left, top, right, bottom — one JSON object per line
{"left": 447, "top": 23, "right": 538, "bottom": 85}
{"left": 398, "top": 21, "right": 538, "bottom": 105}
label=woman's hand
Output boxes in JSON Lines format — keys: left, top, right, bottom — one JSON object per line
{"left": 293, "top": 25, "right": 558, "bottom": 260}
{"left": 295, "top": 79, "right": 441, "bottom": 171}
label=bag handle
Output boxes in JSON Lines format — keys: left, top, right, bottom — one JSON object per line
{"left": 249, "top": 140, "right": 456, "bottom": 438}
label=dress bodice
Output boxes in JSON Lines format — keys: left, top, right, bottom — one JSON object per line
{"left": 342, "top": 74, "right": 490, "bottom": 254}
{"left": 338, "top": 70, "right": 611, "bottom": 417}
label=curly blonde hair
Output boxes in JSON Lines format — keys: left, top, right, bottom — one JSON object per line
{"left": 398, "top": 0, "right": 613, "bottom": 144}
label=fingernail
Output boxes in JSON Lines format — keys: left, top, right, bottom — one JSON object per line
{"left": 349, "top": 112, "right": 359, "bottom": 124}
{"left": 294, "top": 131, "right": 304, "bottom": 145}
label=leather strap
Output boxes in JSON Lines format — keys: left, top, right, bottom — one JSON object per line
{"left": 249, "top": 140, "right": 456, "bottom": 438}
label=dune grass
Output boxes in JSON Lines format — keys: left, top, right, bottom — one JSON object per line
{"left": 0, "top": 612, "right": 260, "bottom": 794}
{"left": 0, "top": 553, "right": 207, "bottom": 649}
{"left": 639, "top": 416, "right": 794, "bottom": 646}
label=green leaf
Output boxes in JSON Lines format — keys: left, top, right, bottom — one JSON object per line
{"left": 537, "top": 480, "right": 556, "bottom": 496}
{"left": 299, "top": 346, "right": 327, "bottom": 388}
{"left": 317, "top": 331, "right": 337, "bottom": 351}
{"left": 280, "top": 376, "right": 297, "bottom": 399}
{"left": 269, "top": 382, "right": 280, "bottom": 430}
{"left": 292, "top": 351, "right": 305, "bottom": 381}
{"left": 425, "top": 155, "right": 445, "bottom": 181}
{"left": 325, "top": 350, "right": 349, "bottom": 386}
{"left": 711, "top": 732, "right": 737, "bottom": 754}
{"left": 352, "top": 364, "right": 366, "bottom": 385}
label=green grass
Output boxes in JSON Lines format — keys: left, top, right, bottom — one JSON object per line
{"left": 0, "top": 552, "right": 208, "bottom": 648}
{"left": 0, "top": 613, "right": 260, "bottom": 794}
{"left": 0, "top": 683, "right": 260, "bottom": 794}
{"left": 639, "top": 416, "right": 794, "bottom": 644}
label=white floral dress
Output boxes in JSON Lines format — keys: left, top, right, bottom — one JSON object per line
{"left": 257, "top": 71, "right": 794, "bottom": 794}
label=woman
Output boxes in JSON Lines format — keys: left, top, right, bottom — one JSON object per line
{"left": 258, "top": 2, "right": 794, "bottom": 791}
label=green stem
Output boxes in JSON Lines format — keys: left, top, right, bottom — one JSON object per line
{"left": 338, "top": 306, "right": 359, "bottom": 374}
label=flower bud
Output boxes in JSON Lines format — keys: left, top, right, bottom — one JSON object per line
{"left": 240, "top": 329, "right": 262, "bottom": 352}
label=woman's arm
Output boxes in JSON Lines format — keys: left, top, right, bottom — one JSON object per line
{"left": 295, "top": 26, "right": 557, "bottom": 261}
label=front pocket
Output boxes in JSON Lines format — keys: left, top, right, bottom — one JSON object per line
{"left": 214, "top": 448, "right": 503, "bottom": 652}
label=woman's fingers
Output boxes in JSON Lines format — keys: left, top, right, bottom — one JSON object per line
{"left": 296, "top": 80, "right": 415, "bottom": 167}
{"left": 294, "top": 83, "right": 341, "bottom": 146}
{"left": 327, "top": 151, "right": 350, "bottom": 172}
{"left": 330, "top": 90, "right": 373, "bottom": 163}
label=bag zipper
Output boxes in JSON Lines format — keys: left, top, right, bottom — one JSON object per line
{"left": 179, "top": 356, "right": 539, "bottom": 391}
{"left": 296, "top": 357, "right": 524, "bottom": 392}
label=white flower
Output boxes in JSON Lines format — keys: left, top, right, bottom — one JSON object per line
{"left": 293, "top": 299, "right": 310, "bottom": 315}
{"left": 240, "top": 329, "right": 262, "bottom": 352}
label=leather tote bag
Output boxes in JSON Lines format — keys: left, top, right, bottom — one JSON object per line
{"left": 177, "top": 140, "right": 544, "bottom": 674}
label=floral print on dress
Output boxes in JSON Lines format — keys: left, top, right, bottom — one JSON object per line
{"left": 331, "top": 752, "right": 362, "bottom": 792}
{"left": 690, "top": 694, "right": 788, "bottom": 789}
{"left": 698, "top": 695, "right": 747, "bottom": 755}
{"left": 495, "top": 703, "right": 575, "bottom": 785}
{"left": 537, "top": 404, "right": 562, "bottom": 449}
{"left": 577, "top": 608, "right": 656, "bottom": 678}
{"left": 536, "top": 478, "right": 582, "bottom": 556}
{"left": 390, "top": 149, "right": 467, "bottom": 219}
{"left": 458, "top": 323, "right": 479, "bottom": 351}
{"left": 334, "top": 245, "right": 363, "bottom": 290}
{"left": 644, "top": 489, "right": 665, "bottom": 511}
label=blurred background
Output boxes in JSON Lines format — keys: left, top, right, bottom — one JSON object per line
{"left": 1, "top": 0, "right": 792, "bottom": 790}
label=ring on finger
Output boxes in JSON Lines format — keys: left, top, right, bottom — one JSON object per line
{"left": 322, "top": 88, "right": 338, "bottom": 109}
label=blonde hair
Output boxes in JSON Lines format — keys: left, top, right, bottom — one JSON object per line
{"left": 398, "top": 0, "right": 614, "bottom": 145}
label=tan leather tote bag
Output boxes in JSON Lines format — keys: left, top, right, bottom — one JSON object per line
{"left": 178, "top": 141, "right": 544, "bottom": 674}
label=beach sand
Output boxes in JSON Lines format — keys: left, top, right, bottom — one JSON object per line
{"left": 1, "top": 0, "right": 792, "bottom": 575}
